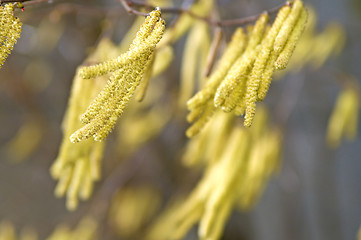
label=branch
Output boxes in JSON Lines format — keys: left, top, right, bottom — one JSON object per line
{"left": 204, "top": 27, "right": 223, "bottom": 77}
{"left": 119, "top": 0, "right": 148, "bottom": 17}
{"left": 122, "top": 0, "right": 292, "bottom": 27}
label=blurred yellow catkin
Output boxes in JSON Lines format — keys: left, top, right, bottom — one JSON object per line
{"left": 179, "top": 20, "right": 210, "bottom": 107}
{"left": 46, "top": 217, "right": 97, "bottom": 240}
{"left": 109, "top": 185, "right": 162, "bottom": 238}
{"left": 51, "top": 39, "right": 118, "bottom": 211}
{"left": 0, "top": 221, "right": 38, "bottom": 240}
{"left": 147, "top": 106, "right": 283, "bottom": 240}
{"left": 326, "top": 85, "right": 359, "bottom": 148}
{"left": 276, "top": 7, "right": 346, "bottom": 76}
{"left": 4, "top": 118, "right": 43, "bottom": 162}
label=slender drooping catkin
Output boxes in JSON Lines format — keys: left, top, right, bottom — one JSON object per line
{"left": 273, "top": 0, "right": 304, "bottom": 54}
{"left": 275, "top": 8, "right": 308, "bottom": 70}
{"left": 252, "top": 5, "right": 292, "bottom": 101}
{"left": 79, "top": 11, "right": 160, "bottom": 79}
{"left": 244, "top": 3, "right": 307, "bottom": 127}
{"left": 0, "top": 4, "right": 22, "bottom": 68}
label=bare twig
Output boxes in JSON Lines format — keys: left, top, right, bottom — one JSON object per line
{"left": 124, "top": 0, "right": 291, "bottom": 26}
{"left": 119, "top": 0, "right": 148, "bottom": 17}
{"left": 3, "top": 0, "right": 291, "bottom": 27}
{"left": 204, "top": 27, "right": 223, "bottom": 77}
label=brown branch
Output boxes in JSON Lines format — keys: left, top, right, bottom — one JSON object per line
{"left": 22, "top": 0, "right": 50, "bottom": 7}
{"left": 119, "top": 0, "right": 148, "bottom": 17}
{"left": 124, "top": 0, "right": 292, "bottom": 27}
{"left": 4, "top": 0, "right": 291, "bottom": 27}
{"left": 204, "top": 27, "right": 223, "bottom": 77}
{"left": 0, "top": 0, "right": 31, "bottom": 3}
{"left": 0, "top": 0, "right": 48, "bottom": 7}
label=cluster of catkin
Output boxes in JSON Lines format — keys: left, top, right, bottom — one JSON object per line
{"left": 51, "top": 39, "right": 118, "bottom": 211}
{"left": 0, "top": 3, "right": 22, "bottom": 68}
{"left": 0, "top": 217, "right": 97, "bottom": 240}
{"left": 0, "top": 221, "right": 37, "bottom": 240}
{"left": 46, "top": 217, "right": 97, "bottom": 240}
{"left": 186, "top": 0, "right": 308, "bottom": 137}
{"left": 146, "top": 107, "right": 282, "bottom": 240}
{"left": 70, "top": 10, "right": 165, "bottom": 143}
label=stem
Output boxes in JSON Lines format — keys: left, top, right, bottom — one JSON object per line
{"left": 204, "top": 27, "right": 223, "bottom": 77}
{"left": 123, "top": 0, "right": 292, "bottom": 27}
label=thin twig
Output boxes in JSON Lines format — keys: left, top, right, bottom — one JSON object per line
{"left": 124, "top": 0, "right": 292, "bottom": 26}
{"left": 120, "top": 0, "right": 148, "bottom": 17}
{"left": 5, "top": 0, "right": 291, "bottom": 27}
{"left": 22, "top": 0, "right": 50, "bottom": 7}
{"left": 204, "top": 27, "right": 223, "bottom": 77}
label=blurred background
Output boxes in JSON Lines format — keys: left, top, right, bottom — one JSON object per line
{"left": 0, "top": 0, "right": 360, "bottom": 239}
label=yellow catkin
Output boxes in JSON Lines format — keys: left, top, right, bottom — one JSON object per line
{"left": 183, "top": 112, "right": 234, "bottom": 167}
{"left": 252, "top": 5, "right": 291, "bottom": 101}
{"left": 0, "top": 221, "right": 16, "bottom": 240}
{"left": 119, "top": 17, "right": 146, "bottom": 52}
{"left": 79, "top": 11, "right": 160, "bottom": 79}
{"left": 0, "top": 3, "right": 22, "bottom": 68}
{"left": 233, "top": 96, "right": 247, "bottom": 116}
{"left": 4, "top": 119, "right": 43, "bottom": 162}
{"left": 232, "top": 6, "right": 291, "bottom": 112}
{"left": 46, "top": 218, "right": 97, "bottom": 240}
{"left": 78, "top": 44, "right": 161, "bottom": 126}
{"left": 311, "top": 23, "right": 346, "bottom": 68}
{"left": 79, "top": 162, "right": 94, "bottom": 200}
{"left": 46, "top": 226, "right": 71, "bottom": 240}
{"left": 94, "top": 22, "right": 165, "bottom": 141}
{"left": 219, "top": 51, "right": 256, "bottom": 112}
{"left": 186, "top": 102, "right": 215, "bottom": 138}
{"left": 357, "top": 224, "right": 361, "bottom": 240}
{"left": 243, "top": 7, "right": 301, "bottom": 127}
{"left": 238, "top": 129, "right": 282, "bottom": 210}
{"left": 136, "top": 52, "right": 155, "bottom": 102}
{"left": 109, "top": 186, "right": 161, "bottom": 238}
{"left": 199, "top": 128, "right": 249, "bottom": 240}
{"left": 204, "top": 198, "right": 233, "bottom": 240}
{"left": 275, "top": 8, "right": 308, "bottom": 70}
{"left": 326, "top": 87, "right": 359, "bottom": 148}
{"left": 51, "top": 40, "right": 113, "bottom": 211}
{"left": 242, "top": 10, "right": 293, "bottom": 125}
{"left": 246, "top": 13, "right": 270, "bottom": 50}
{"left": 179, "top": 21, "right": 210, "bottom": 107}
{"left": 70, "top": 13, "right": 165, "bottom": 143}
{"left": 185, "top": 29, "right": 247, "bottom": 137}
{"left": 222, "top": 26, "right": 273, "bottom": 113}
{"left": 20, "top": 227, "right": 38, "bottom": 240}
{"left": 187, "top": 28, "right": 247, "bottom": 111}
{"left": 54, "top": 166, "right": 72, "bottom": 197}
{"left": 214, "top": 13, "right": 269, "bottom": 109}
{"left": 152, "top": 45, "right": 174, "bottom": 77}
{"left": 257, "top": 50, "right": 279, "bottom": 101}
{"left": 273, "top": 0, "right": 304, "bottom": 54}
{"left": 66, "top": 158, "right": 87, "bottom": 210}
